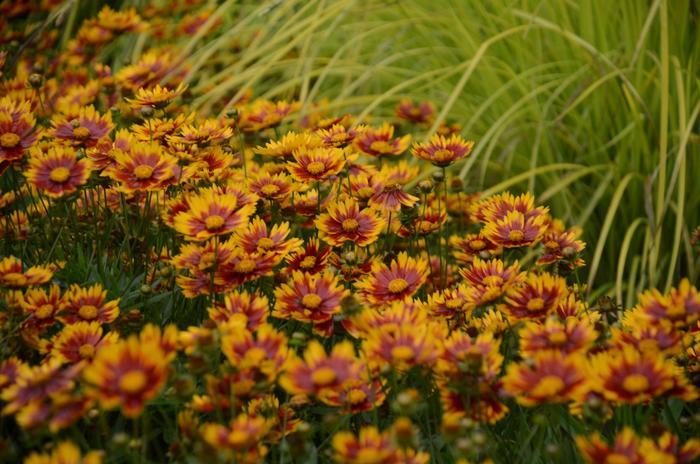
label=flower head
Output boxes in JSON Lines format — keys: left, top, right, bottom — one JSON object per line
{"left": 316, "top": 199, "right": 385, "bottom": 247}
{"left": 356, "top": 253, "right": 428, "bottom": 306}
{"left": 411, "top": 134, "right": 474, "bottom": 167}
{"left": 25, "top": 146, "right": 92, "bottom": 198}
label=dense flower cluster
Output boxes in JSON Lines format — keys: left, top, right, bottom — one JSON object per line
{"left": 0, "top": 3, "right": 698, "bottom": 463}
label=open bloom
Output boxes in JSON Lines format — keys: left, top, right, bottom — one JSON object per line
{"left": 50, "top": 106, "right": 113, "bottom": 148}
{"left": 316, "top": 199, "right": 385, "bottom": 247}
{"left": 23, "top": 440, "right": 103, "bottom": 464}
{"left": 0, "top": 256, "right": 54, "bottom": 288}
{"left": 287, "top": 146, "right": 345, "bottom": 182}
{"left": 83, "top": 333, "right": 170, "bottom": 417}
{"left": 500, "top": 272, "right": 567, "bottom": 321}
{"left": 104, "top": 142, "right": 179, "bottom": 192}
{"left": 0, "top": 97, "right": 38, "bottom": 163}
{"left": 59, "top": 284, "right": 120, "bottom": 325}
{"left": 576, "top": 429, "right": 667, "bottom": 464}
{"left": 201, "top": 413, "right": 270, "bottom": 463}
{"left": 503, "top": 352, "right": 588, "bottom": 406}
{"left": 411, "top": 133, "right": 474, "bottom": 167}
{"left": 173, "top": 189, "right": 256, "bottom": 241}
{"left": 636, "top": 278, "right": 700, "bottom": 328}
{"left": 273, "top": 271, "right": 349, "bottom": 336}
{"left": 589, "top": 346, "right": 697, "bottom": 404}
{"left": 356, "top": 253, "right": 428, "bottom": 306}
{"left": 353, "top": 123, "right": 411, "bottom": 157}
{"left": 126, "top": 83, "right": 187, "bottom": 109}
{"left": 25, "top": 146, "right": 92, "bottom": 198}
{"left": 50, "top": 322, "right": 119, "bottom": 364}
{"left": 280, "top": 340, "right": 361, "bottom": 398}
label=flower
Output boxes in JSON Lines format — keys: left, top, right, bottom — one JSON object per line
{"left": 636, "top": 278, "right": 700, "bottom": 328}
{"left": 254, "top": 131, "right": 324, "bottom": 159}
{"left": 247, "top": 171, "right": 294, "bottom": 202}
{"left": 220, "top": 323, "right": 289, "bottom": 381}
{"left": 590, "top": 346, "right": 697, "bottom": 404}
{"left": 280, "top": 340, "right": 361, "bottom": 397}
{"left": 537, "top": 227, "right": 586, "bottom": 268}
{"left": 411, "top": 134, "right": 474, "bottom": 167}
{"left": 20, "top": 285, "right": 67, "bottom": 332}
{"left": 519, "top": 317, "right": 597, "bottom": 356}
{"left": 316, "top": 199, "right": 385, "bottom": 247}
{"left": 25, "top": 146, "right": 92, "bottom": 198}
{"left": 50, "top": 321, "right": 118, "bottom": 364}
{"left": 576, "top": 429, "right": 665, "bottom": 464}
{"left": 83, "top": 333, "right": 170, "bottom": 417}
{"left": 356, "top": 253, "right": 428, "bottom": 306}
{"left": 50, "top": 106, "right": 113, "bottom": 148}
{"left": 285, "top": 238, "right": 332, "bottom": 274}
{"left": 59, "top": 283, "right": 120, "bottom": 325}
{"left": 503, "top": 352, "right": 588, "bottom": 406}
{"left": 0, "top": 256, "right": 54, "bottom": 288}
{"left": 126, "top": 83, "right": 187, "bottom": 109}
{"left": 368, "top": 183, "right": 418, "bottom": 212}
{"left": 173, "top": 188, "right": 256, "bottom": 241}
{"left": 395, "top": 99, "right": 435, "bottom": 124}
{"left": 273, "top": 271, "right": 349, "bottom": 336}
{"left": 208, "top": 290, "right": 269, "bottom": 330}
{"left": 201, "top": 413, "right": 270, "bottom": 463}
{"left": 234, "top": 218, "right": 303, "bottom": 259}
{"left": 0, "top": 97, "right": 38, "bottom": 163}
{"left": 23, "top": 440, "right": 103, "bottom": 464}
{"left": 104, "top": 141, "right": 178, "bottom": 192}
{"left": 500, "top": 272, "right": 568, "bottom": 321}
{"left": 483, "top": 210, "right": 548, "bottom": 248}
{"left": 353, "top": 123, "right": 411, "bottom": 157}
{"left": 459, "top": 257, "right": 524, "bottom": 307}
{"left": 331, "top": 426, "right": 397, "bottom": 464}
{"left": 287, "top": 146, "right": 345, "bottom": 182}
{"left": 1, "top": 358, "right": 78, "bottom": 416}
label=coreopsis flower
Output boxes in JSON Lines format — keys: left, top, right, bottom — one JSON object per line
{"left": 411, "top": 134, "right": 474, "bottom": 167}
{"left": 395, "top": 99, "right": 435, "bottom": 124}
{"left": 519, "top": 317, "right": 597, "bottom": 356}
{"left": 316, "top": 199, "right": 385, "bottom": 247}
{"left": 537, "top": 227, "right": 586, "bottom": 268}
{"left": 254, "top": 131, "right": 324, "bottom": 159}
{"left": 0, "top": 358, "right": 23, "bottom": 393}
{"left": 356, "top": 253, "right": 428, "bottom": 306}
{"left": 220, "top": 323, "right": 289, "bottom": 381}
{"left": 20, "top": 285, "right": 67, "bottom": 332}
{"left": 424, "top": 283, "right": 473, "bottom": 319}
{"left": 473, "top": 192, "right": 548, "bottom": 223}
{"left": 173, "top": 189, "right": 256, "bottom": 241}
{"left": 589, "top": 346, "right": 697, "bottom": 404}
{"left": 131, "top": 113, "right": 195, "bottom": 143}
{"left": 50, "top": 321, "right": 119, "bottom": 364}
{"left": 612, "top": 315, "right": 681, "bottom": 355}
{"left": 436, "top": 331, "right": 503, "bottom": 382}
{"left": 378, "top": 160, "right": 420, "bottom": 186}
{"left": 25, "top": 146, "right": 92, "bottom": 198}
{"left": 503, "top": 352, "right": 588, "bottom": 406}
{"left": 96, "top": 5, "right": 144, "bottom": 32}
{"left": 1, "top": 358, "right": 78, "bottom": 416}
{"left": 287, "top": 146, "right": 345, "bottom": 182}
{"left": 234, "top": 218, "right": 303, "bottom": 259}
{"left": 0, "top": 256, "right": 54, "bottom": 287}
{"left": 576, "top": 429, "right": 666, "bottom": 464}
{"left": 83, "top": 333, "right": 170, "bottom": 417}
{"left": 237, "top": 99, "right": 299, "bottom": 132}
{"left": 450, "top": 232, "right": 501, "bottom": 264}
{"left": 280, "top": 340, "right": 361, "bottom": 397}
{"left": 23, "top": 440, "right": 103, "bottom": 464}
{"left": 208, "top": 290, "right": 269, "bottom": 330}
{"left": 273, "top": 271, "right": 349, "bottom": 336}
{"left": 483, "top": 210, "right": 548, "bottom": 248}
{"left": 0, "top": 97, "right": 38, "bottom": 163}
{"left": 167, "top": 119, "right": 233, "bottom": 147}
{"left": 636, "top": 278, "right": 700, "bottom": 328}
{"left": 368, "top": 183, "right": 418, "bottom": 212}
{"left": 315, "top": 124, "right": 358, "bottom": 147}
{"left": 655, "top": 432, "right": 700, "bottom": 464}
{"left": 362, "top": 317, "right": 444, "bottom": 372}
{"left": 59, "top": 283, "right": 120, "bottom": 325}
{"left": 459, "top": 257, "right": 524, "bottom": 307}
{"left": 331, "top": 426, "right": 397, "bottom": 464}
{"left": 247, "top": 171, "right": 294, "bottom": 202}
{"left": 50, "top": 106, "right": 113, "bottom": 148}
{"left": 115, "top": 50, "right": 180, "bottom": 91}
{"left": 104, "top": 142, "right": 179, "bottom": 192}
{"left": 201, "top": 413, "right": 270, "bottom": 463}
{"left": 353, "top": 123, "right": 411, "bottom": 157}
{"left": 500, "top": 272, "right": 568, "bottom": 321}
{"left": 126, "top": 83, "right": 187, "bottom": 109}
{"left": 285, "top": 238, "right": 332, "bottom": 274}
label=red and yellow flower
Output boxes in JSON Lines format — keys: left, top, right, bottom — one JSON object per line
{"left": 173, "top": 189, "right": 256, "bottom": 241}
{"left": 83, "top": 332, "right": 170, "bottom": 417}
{"left": 411, "top": 134, "right": 474, "bottom": 167}
{"left": 0, "top": 256, "right": 54, "bottom": 288}
{"left": 104, "top": 142, "right": 178, "bottom": 192}
{"left": 355, "top": 253, "right": 428, "bottom": 306}
{"left": 0, "top": 97, "right": 38, "bottom": 163}
{"left": 316, "top": 199, "right": 385, "bottom": 247}
{"left": 50, "top": 106, "right": 113, "bottom": 148}
{"left": 273, "top": 271, "right": 349, "bottom": 336}
{"left": 59, "top": 284, "right": 120, "bottom": 325}
{"left": 353, "top": 123, "right": 411, "bottom": 157}
{"left": 25, "top": 146, "right": 92, "bottom": 198}
{"left": 287, "top": 146, "right": 345, "bottom": 182}
{"left": 50, "top": 321, "right": 119, "bottom": 364}
{"left": 500, "top": 272, "right": 568, "bottom": 321}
